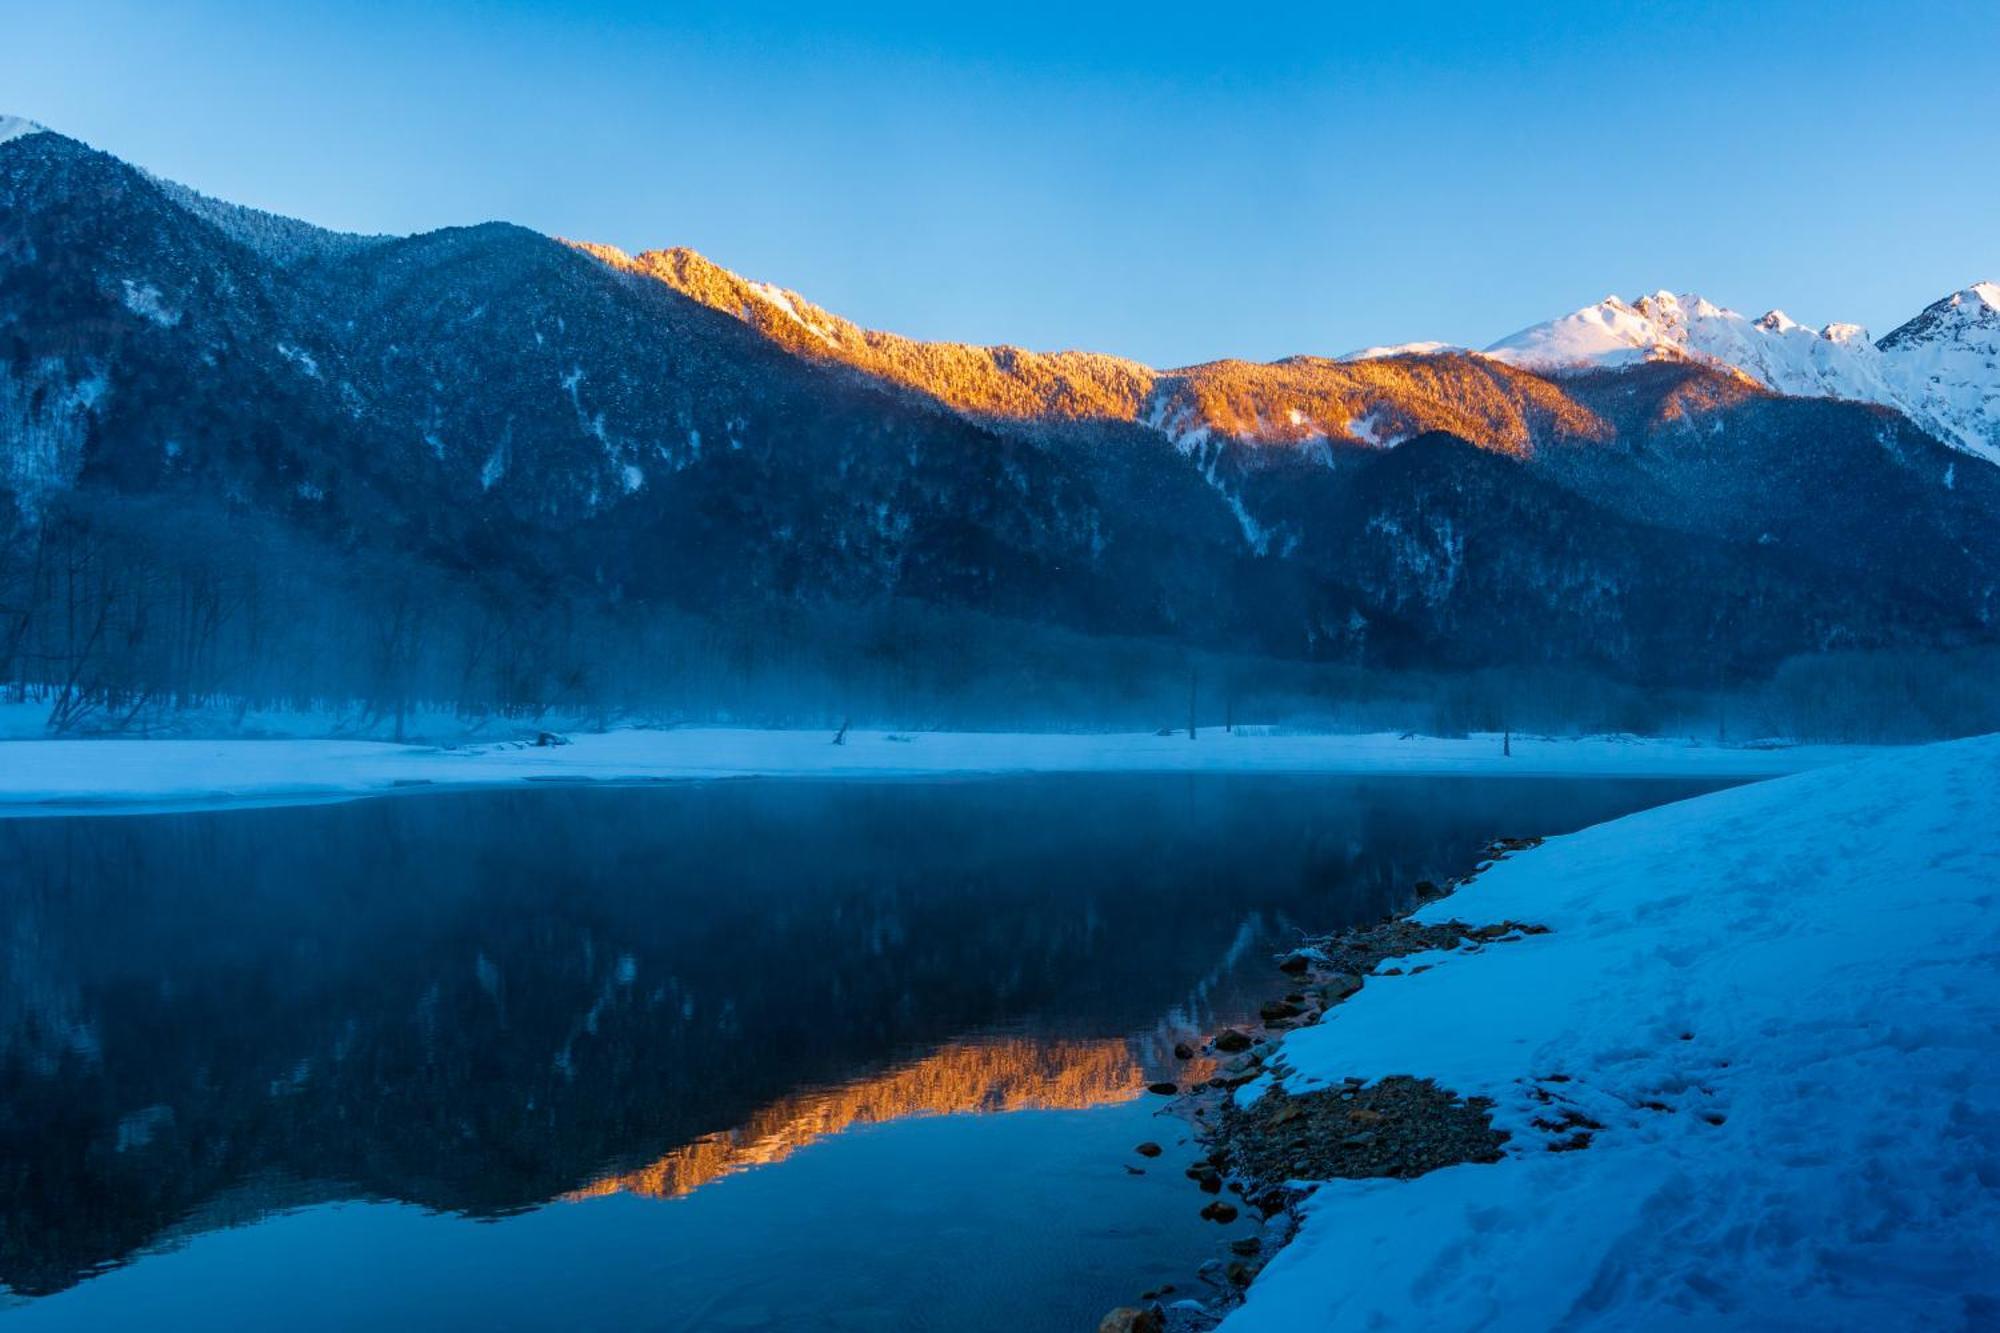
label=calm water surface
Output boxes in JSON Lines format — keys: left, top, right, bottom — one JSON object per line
{"left": 0, "top": 774, "right": 1729, "bottom": 1328}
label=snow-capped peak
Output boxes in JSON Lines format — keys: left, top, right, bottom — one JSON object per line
{"left": 1880, "top": 281, "right": 2000, "bottom": 349}
{"left": 1486, "top": 287, "right": 1900, "bottom": 407}
{"left": 1484, "top": 281, "right": 2000, "bottom": 464}
{"left": 1481, "top": 294, "right": 1675, "bottom": 372}
{"left": 1485, "top": 290, "right": 1763, "bottom": 375}
{"left": 1873, "top": 281, "right": 2000, "bottom": 462}
{"left": 0, "top": 114, "right": 50, "bottom": 147}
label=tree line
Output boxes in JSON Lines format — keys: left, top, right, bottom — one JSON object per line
{"left": 2, "top": 490, "right": 1994, "bottom": 743}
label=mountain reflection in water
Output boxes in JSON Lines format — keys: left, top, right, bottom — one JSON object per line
{"left": 564, "top": 1033, "right": 1203, "bottom": 1203}
{"left": 0, "top": 772, "right": 1728, "bottom": 1300}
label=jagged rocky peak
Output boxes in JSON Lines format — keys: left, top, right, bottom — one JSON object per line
{"left": 1751, "top": 309, "right": 1863, "bottom": 343}
{"left": 1880, "top": 281, "right": 2000, "bottom": 349}
{"left": 1490, "top": 288, "right": 1881, "bottom": 410}
{"left": 1485, "top": 289, "right": 1848, "bottom": 374}
{"left": 1873, "top": 282, "right": 2000, "bottom": 463}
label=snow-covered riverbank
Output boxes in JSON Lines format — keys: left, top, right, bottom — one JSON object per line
{"left": 0, "top": 729, "right": 1887, "bottom": 818}
{"left": 1221, "top": 734, "right": 2000, "bottom": 1330}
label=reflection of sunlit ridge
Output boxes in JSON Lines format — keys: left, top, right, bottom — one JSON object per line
{"left": 565, "top": 1035, "right": 1212, "bottom": 1204}
{"left": 565, "top": 910, "right": 1271, "bottom": 1207}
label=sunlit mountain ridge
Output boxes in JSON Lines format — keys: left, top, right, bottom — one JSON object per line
{"left": 576, "top": 239, "right": 2000, "bottom": 464}
{"left": 575, "top": 241, "right": 1610, "bottom": 457}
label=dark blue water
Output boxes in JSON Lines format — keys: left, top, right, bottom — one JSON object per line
{"left": 0, "top": 774, "right": 1727, "bottom": 1329}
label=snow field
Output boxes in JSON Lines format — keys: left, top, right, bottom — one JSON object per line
{"left": 1224, "top": 736, "right": 2000, "bottom": 1330}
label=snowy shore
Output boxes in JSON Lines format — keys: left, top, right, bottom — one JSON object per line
{"left": 1217, "top": 734, "right": 2000, "bottom": 1330}
{"left": 0, "top": 728, "right": 1887, "bottom": 818}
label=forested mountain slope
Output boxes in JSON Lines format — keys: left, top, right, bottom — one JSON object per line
{"left": 2, "top": 118, "right": 1996, "bottom": 732}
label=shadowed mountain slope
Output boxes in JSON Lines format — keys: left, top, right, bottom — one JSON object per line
{"left": 1, "top": 119, "right": 1996, "bottom": 723}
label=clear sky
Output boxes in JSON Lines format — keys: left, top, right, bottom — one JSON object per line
{"left": 7, "top": 0, "right": 1996, "bottom": 366}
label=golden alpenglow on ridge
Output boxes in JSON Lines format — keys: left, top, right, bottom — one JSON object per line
{"left": 570, "top": 241, "right": 1612, "bottom": 456}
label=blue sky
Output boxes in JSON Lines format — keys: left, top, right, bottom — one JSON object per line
{"left": 8, "top": 0, "right": 1995, "bottom": 365}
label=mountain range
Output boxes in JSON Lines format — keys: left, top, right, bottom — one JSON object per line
{"left": 577, "top": 240, "right": 2000, "bottom": 466}
{"left": 2, "top": 113, "right": 1997, "bottom": 727}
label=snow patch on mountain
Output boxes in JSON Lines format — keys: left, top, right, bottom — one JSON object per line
{"left": 1340, "top": 341, "right": 1464, "bottom": 362}
{"left": 119, "top": 279, "right": 180, "bottom": 328}
{"left": 1142, "top": 392, "right": 1208, "bottom": 454}
{"left": 1153, "top": 408, "right": 1279, "bottom": 554}
{"left": 746, "top": 281, "right": 837, "bottom": 345}
{"left": 1344, "top": 411, "right": 1404, "bottom": 448}
{"left": 0, "top": 115, "right": 48, "bottom": 147}
{"left": 0, "top": 358, "right": 107, "bottom": 515}
{"left": 276, "top": 342, "right": 322, "bottom": 379}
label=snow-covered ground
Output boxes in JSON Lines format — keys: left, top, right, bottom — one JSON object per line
{"left": 0, "top": 695, "right": 603, "bottom": 743}
{"left": 1224, "top": 735, "right": 2000, "bottom": 1330}
{"left": 0, "top": 729, "right": 1885, "bottom": 818}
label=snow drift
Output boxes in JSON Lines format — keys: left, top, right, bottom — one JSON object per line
{"left": 1225, "top": 735, "right": 2000, "bottom": 1330}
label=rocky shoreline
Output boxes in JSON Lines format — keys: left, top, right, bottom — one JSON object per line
{"left": 1099, "top": 836, "right": 1550, "bottom": 1333}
